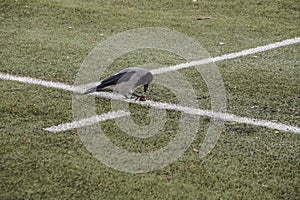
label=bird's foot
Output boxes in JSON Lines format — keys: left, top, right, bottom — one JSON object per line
{"left": 130, "top": 93, "right": 147, "bottom": 101}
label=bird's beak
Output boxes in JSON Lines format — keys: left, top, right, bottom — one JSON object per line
{"left": 144, "top": 84, "right": 149, "bottom": 92}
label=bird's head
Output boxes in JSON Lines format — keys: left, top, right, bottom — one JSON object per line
{"left": 143, "top": 72, "right": 153, "bottom": 92}
{"left": 144, "top": 84, "right": 149, "bottom": 92}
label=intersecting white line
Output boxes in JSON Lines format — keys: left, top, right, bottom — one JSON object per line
{"left": 44, "top": 110, "right": 130, "bottom": 133}
{"left": 0, "top": 73, "right": 75, "bottom": 92}
{"left": 1, "top": 72, "right": 299, "bottom": 133}
{"left": 1, "top": 37, "right": 300, "bottom": 134}
{"left": 150, "top": 37, "right": 300, "bottom": 74}
{"left": 114, "top": 98, "right": 300, "bottom": 134}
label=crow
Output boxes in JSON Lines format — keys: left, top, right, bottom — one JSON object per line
{"left": 84, "top": 67, "right": 153, "bottom": 99}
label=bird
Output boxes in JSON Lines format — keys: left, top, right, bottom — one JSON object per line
{"left": 84, "top": 67, "right": 153, "bottom": 99}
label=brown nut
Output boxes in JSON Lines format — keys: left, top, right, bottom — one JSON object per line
{"left": 139, "top": 96, "right": 146, "bottom": 101}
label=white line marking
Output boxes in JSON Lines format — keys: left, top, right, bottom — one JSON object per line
{"left": 44, "top": 110, "right": 130, "bottom": 133}
{"left": 120, "top": 99, "right": 300, "bottom": 134}
{"left": 1, "top": 72, "right": 299, "bottom": 134}
{"left": 150, "top": 37, "right": 300, "bottom": 74}
{"left": 68, "top": 90, "right": 300, "bottom": 134}
{"left": 0, "top": 73, "right": 76, "bottom": 92}
{"left": 1, "top": 37, "right": 300, "bottom": 134}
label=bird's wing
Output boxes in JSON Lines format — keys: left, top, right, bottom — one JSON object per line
{"left": 96, "top": 71, "right": 128, "bottom": 91}
{"left": 113, "top": 71, "right": 139, "bottom": 94}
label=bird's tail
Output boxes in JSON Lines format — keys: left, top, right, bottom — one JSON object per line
{"left": 84, "top": 87, "right": 97, "bottom": 94}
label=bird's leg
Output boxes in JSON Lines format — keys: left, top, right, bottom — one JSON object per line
{"left": 132, "top": 93, "right": 141, "bottom": 100}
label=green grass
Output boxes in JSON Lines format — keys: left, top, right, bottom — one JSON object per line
{"left": 1, "top": 0, "right": 299, "bottom": 199}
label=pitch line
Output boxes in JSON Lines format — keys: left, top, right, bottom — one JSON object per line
{"left": 44, "top": 110, "right": 130, "bottom": 133}
{"left": 150, "top": 37, "right": 300, "bottom": 74}
{"left": 1, "top": 72, "right": 299, "bottom": 134}
{"left": 113, "top": 98, "right": 300, "bottom": 134}
{"left": 1, "top": 37, "right": 300, "bottom": 133}
{"left": 0, "top": 73, "right": 76, "bottom": 92}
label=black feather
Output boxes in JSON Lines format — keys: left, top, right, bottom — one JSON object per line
{"left": 95, "top": 72, "right": 127, "bottom": 91}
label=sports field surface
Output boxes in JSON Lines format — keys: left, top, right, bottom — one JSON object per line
{"left": 1, "top": 0, "right": 299, "bottom": 199}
